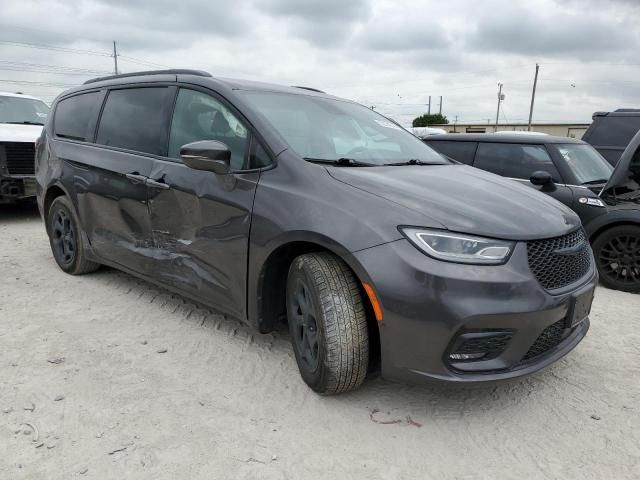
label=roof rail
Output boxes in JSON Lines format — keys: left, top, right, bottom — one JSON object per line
{"left": 291, "top": 85, "right": 326, "bottom": 94}
{"left": 84, "top": 69, "right": 212, "bottom": 85}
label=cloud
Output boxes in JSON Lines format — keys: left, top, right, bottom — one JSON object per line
{"left": 256, "top": 0, "right": 373, "bottom": 47}
{"left": 468, "top": 4, "right": 638, "bottom": 59}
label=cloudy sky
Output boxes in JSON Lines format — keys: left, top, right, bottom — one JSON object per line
{"left": 1, "top": 0, "right": 639, "bottom": 126}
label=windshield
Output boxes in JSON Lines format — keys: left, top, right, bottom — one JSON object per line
{"left": 0, "top": 95, "right": 50, "bottom": 125}
{"left": 554, "top": 143, "right": 613, "bottom": 184}
{"left": 239, "top": 91, "right": 448, "bottom": 165}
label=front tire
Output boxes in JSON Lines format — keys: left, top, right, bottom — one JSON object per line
{"left": 286, "top": 253, "right": 369, "bottom": 395}
{"left": 47, "top": 196, "right": 100, "bottom": 275}
{"left": 592, "top": 225, "right": 640, "bottom": 293}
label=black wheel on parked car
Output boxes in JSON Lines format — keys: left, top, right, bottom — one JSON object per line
{"left": 592, "top": 225, "right": 640, "bottom": 293}
{"left": 286, "top": 252, "right": 369, "bottom": 394}
{"left": 47, "top": 196, "right": 100, "bottom": 275}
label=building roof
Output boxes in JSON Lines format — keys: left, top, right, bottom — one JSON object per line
{"left": 424, "top": 133, "right": 585, "bottom": 144}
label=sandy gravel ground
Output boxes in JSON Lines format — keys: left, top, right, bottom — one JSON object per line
{"left": 0, "top": 204, "right": 639, "bottom": 480}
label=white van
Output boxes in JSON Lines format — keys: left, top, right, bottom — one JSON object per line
{"left": 0, "top": 92, "right": 49, "bottom": 202}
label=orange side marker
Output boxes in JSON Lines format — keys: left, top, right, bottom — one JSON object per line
{"left": 362, "top": 282, "right": 383, "bottom": 322}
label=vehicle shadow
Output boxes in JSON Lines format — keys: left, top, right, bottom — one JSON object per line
{"left": 0, "top": 202, "right": 40, "bottom": 223}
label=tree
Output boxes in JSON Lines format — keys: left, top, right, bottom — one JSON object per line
{"left": 412, "top": 113, "right": 449, "bottom": 127}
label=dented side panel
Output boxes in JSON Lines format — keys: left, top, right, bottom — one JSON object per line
{"left": 54, "top": 140, "right": 156, "bottom": 276}
{"left": 146, "top": 158, "right": 260, "bottom": 319}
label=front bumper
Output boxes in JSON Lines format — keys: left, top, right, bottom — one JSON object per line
{"left": 354, "top": 239, "right": 597, "bottom": 384}
{"left": 0, "top": 176, "right": 37, "bottom": 202}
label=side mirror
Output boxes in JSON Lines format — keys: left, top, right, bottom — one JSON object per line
{"left": 180, "top": 140, "right": 231, "bottom": 175}
{"left": 530, "top": 170, "right": 556, "bottom": 191}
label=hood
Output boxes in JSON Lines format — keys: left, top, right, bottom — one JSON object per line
{"left": 601, "top": 129, "right": 640, "bottom": 203}
{"left": 0, "top": 123, "right": 43, "bottom": 143}
{"left": 328, "top": 164, "right": 581, "bottom": 241}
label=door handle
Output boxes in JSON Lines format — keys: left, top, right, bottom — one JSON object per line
{"left": 146, "top": 178, "right": 171, "bottom": 190}
{"left": 125, "top": 173, "right": 148, "bottom": 184}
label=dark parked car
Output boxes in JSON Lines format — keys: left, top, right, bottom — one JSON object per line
{"left": 36, "top": 70, "right": 597, "bottom": 394}
{"left": 424, "top": 133, "right": 640, "bottom": 292}
{"left": 583, "top": 109, "right": 640, "bottom": 166}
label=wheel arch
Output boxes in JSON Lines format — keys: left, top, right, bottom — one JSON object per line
{"left": 43, "top": 183, "right": 71, "bottom": 234}
{"left": 253, "top": 235, "right": 381, "bottom": 374}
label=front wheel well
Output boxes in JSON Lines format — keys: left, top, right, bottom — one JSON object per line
{"left": 258, "top": 241, "right": 381, "bottom": 375}
{"left": 589, "top": 221, "right": 640, "bottom": 243}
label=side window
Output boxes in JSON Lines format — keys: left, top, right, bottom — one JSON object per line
{"left": 474, "top": 143, "right": 562, "bottom": 182}
{"left": 168, "top": 89, "right": 249, "bottom": 170}
{"left": 96, "top": 87, "right": 170, "bottom": 156}
{"left": 54, "top": 92, "right": 101, "bottom": 141}
{"left": 426, "top": 141, "right": 477, "bottom": 165}
{"left": 251, "top": 141, "right": 272, "bottom": 169}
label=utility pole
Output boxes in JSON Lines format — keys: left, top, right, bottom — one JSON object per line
{"left": 112, "top": 41, "right": 119, "bottom": 75}
{"left": 427, "top": 96, "right": 431, "bottom": 115}
{"left": 495, "top": 83, "right": 503, "bottom": 131}
{"left": 527, "top": 63, "right": 539, "bottom": 131}
{"left": 454, "top": 115, "right": 458, "bottom": 133}
{"left": 438, "top": 96, "right": 442, "bottom": 115}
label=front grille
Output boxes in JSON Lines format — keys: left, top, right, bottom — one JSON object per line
{"left": 522, "top": 319, "right": 567, "bottom": 362}
{"left": 527, "top": 229, "right": 591, "bottom": 290}
{"left": 2, "top": 142, "right": 36, "bottom": 175}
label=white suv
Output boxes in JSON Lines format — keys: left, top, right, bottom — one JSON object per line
{"left": 0, "top": 92, "right": 49, "bottom": 203}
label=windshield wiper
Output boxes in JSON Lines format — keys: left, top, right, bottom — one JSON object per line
{"left": 2, "top": 121, "right": 44, "bottom": 126}
{"left": 384, "top": 159, "right": 440, "bottom": 166}
{"left": 582, "top": 178, "right": 609, "bottom": 185}
{"left": 304, "top": 157, "right": 377, "bottom": 167}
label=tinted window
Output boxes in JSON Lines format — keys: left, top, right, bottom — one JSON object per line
{"left": 54, "top": 92, "right": 100, "bottom": 141}
{"left": 426, "top": 140, "right": 477, "bottom": 165}
{"left": 587, "top": 115, "right": 640, "bottom": 147}
{"left": 96, "top": 88, "right": 170, "bottom": 155}
{"left": 474, "top": 143, "right": 562, "bottom": 182}
{"left": 168, "top": 89, "right": 249, "bottom": 170}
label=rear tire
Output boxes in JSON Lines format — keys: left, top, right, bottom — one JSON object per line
{"left": 47, "top": 196, "right": 100, "bottom": 275}
{"left": 286, "top": 252, "right": 369, "bottom": 395}
{"left": 592, "top": 225, "right": 640, "bottom": 293}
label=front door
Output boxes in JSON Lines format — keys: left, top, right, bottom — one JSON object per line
{"left": 146, "top": 87, "right": 262, "bottom": 319}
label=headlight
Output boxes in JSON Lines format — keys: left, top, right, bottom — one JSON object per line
{"left": 400, "top": 228, "right": 515, "bottom": 265}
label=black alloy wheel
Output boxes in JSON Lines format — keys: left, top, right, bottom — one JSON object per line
{"left": 51, "top": 208, "right": 76, "bottom": 267}
{"left": 47, "top": 196, "right": 100, "bottom": 275}
{"left": 593, "top": 225, "right": 640, "bottom": 293}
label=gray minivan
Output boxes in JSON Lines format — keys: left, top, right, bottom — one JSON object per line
{"left": 35, "top": 70, "right": 597, "bottom": 394}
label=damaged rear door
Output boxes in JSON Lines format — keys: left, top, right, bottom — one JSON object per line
{"left": 146, "top": 87, "right": 261, "bottom": 319}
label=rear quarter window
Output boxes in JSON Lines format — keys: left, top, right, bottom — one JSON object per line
{"left": 425, "top": 140, "right": 477, "bottom": 165}
{"left": 54, "top": 92, "right": 101, "bottom": 141}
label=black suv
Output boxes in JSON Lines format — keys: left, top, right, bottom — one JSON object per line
{"left": 36, "top": 70, "right": 597, "bottom": 393}
{"left": 582, "top": 109, "right": 640, "bottom": 166}
{"left": 424, "top": 133, "right": 640, "bottom": 292}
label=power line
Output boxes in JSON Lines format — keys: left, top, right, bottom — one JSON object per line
{"left": 0, "top": 40, "right": 112, "bottom": 57}
{"left": 0, "top": 61, "right": 110, "bottom": 75}
{"left": 118, "top": 55, "right": 171, "bottom": 69}
{"left": 0, "top": 79, "right": 77, "bottom": 88}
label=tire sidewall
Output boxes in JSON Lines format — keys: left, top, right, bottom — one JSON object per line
{"left": 592, "top": 225, "right": 640, "bottom": 293}
{"left": 286, "top": 258, "right": 328, "bottom": 390}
